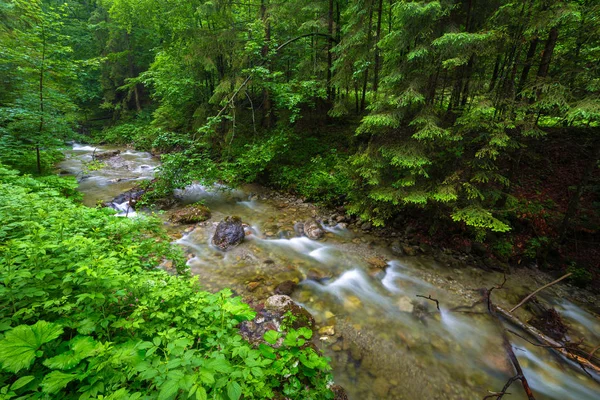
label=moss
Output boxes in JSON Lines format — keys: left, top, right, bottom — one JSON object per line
{"left": 169, "top": 203, "right": 211, "bottom": 224}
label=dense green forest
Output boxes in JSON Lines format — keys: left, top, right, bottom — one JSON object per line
{"left": 0, "top": 0, "right": 599, "bottom": 396}
{"left": 2, "top": 0, "right": 599, "bottom": 278}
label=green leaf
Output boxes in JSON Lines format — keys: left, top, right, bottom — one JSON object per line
{"left": 11, "top": 375, "right": 35, "bottom": 391}
{"left": 41, "top": 371, "right": 78, "bottom": 394}
{"left": 43, "top": 336, "right": 100, "bottom": 370}
{"left": 226, "top": 381, "right": 242, "bottom": 400}
{"left": 0, "top": 321, "right": 63, "bottom": 373}
{"left": 195, "top": 386, "right": 207, "bottom": 400}
{"left": 158, "top": 378, "right": 179, "bottom": 400}
{"left": 263, "top": 330, "right": 281, "bottom": 345}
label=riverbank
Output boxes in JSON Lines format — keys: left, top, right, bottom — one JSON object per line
{"left": 59, "top": 143, "right": 600, "bottom": 399}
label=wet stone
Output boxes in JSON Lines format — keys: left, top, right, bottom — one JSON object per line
{"left": 212, "top": 216, "right": 245, "bottom": 251}
{"left": 274, "top": 280, "right": 297, "bottom": 296}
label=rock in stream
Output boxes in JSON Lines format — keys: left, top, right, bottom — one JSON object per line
{"left": 212, "top": 216, "right": 245, "bottom": 250}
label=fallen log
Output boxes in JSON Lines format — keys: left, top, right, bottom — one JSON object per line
{"left": 494, "top": 305, "right": 600, "bottom": 380}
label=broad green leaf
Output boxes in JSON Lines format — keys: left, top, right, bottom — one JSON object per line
{"left": 0, "top": 321, "right": 63, "bottom": 373}
{"left": 41, "top": 371, "right": 78, "bottom": 394}
{"left": 226, "top": 381, "right": 242, "bottom": 400}
{"left": 157, "top": 378, "right": 179, "bottom": 400}
{"left": 195, "top": 386, "right": 207, "bottom": 400}
{"left": 263, "top": 330, "right": 281, "bottom": 345}
{"left": 43, "top": 336, "right": 100, "bottom": 370}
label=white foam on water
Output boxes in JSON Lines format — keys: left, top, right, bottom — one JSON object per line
{"left": 322, "top": 222, "right": 352, "bottom": 237}
{"left": 237, "top": 200, "right": 263, "bottom": 211}
{"left": 517, "top": 345, "right": 600, "bottom": 400}
{"left": 305, "top": 269, "right": 392, "bottom": 309}
{"left": 260, "top": 236, "right": 325, "bottom": 255}
{"left": 308, "top": 246, "right": 335, "bottom": 263}
{"left": 381, "top": 262, "right": 434, "bottom": 293}
{"left": 381, "top": 264, "right": 407, "bottom": 294}
{"left": 177, "top": 239, "right": 209, "bottom": 255}
{"left": 72, "top": 144, "right": 98, "bottom": 152}
{"left": 557, "top": 300, "right": 600, "bottom": 338}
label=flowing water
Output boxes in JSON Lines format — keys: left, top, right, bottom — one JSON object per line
{"left": 60, "top": 144, "right": 600, "bottom": 400}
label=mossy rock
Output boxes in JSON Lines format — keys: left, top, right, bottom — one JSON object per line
{"left": 169, "top": 204, "right": 211, "bottom": 224}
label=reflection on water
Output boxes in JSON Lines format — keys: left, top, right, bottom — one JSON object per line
{"left": 65, "top": 144, "right": 600, "bottom": 400}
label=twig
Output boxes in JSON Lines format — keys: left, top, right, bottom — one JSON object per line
{"left": 416, "top": 295, "right": 440, "bottom": 311}
{"left": 588, "top": 344, "right": 600, "bottom": 361}
{"left": 487, "top": 274, "right": 507, "bottom": 312}
{"left": 509, "top": 273, "right": 572, "bottom": 313}
{"left": 483, "top": 388, "right": 512, "bottom": 400}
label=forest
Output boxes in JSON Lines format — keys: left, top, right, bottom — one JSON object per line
{"left": 0, "top": 0, "right": 599, "bottom": 399}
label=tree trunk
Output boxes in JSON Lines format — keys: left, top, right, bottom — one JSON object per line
{"left": 125, "top": 32, "right": 141, "bottom": 112}
{"left": 372, "top": 0, "right": 383, "bottom": 96}
{"left": 536, "top": 27, "right": 559, "bottom": 79}
{"left": 488, "top": 55, "right": 501, "bottom": 92}
{"left": 460, "top": 54, "right": 475, "bottom": 107}
{"left": 516, "top": 37, "right": 539, "bottom": 98}
{"left": 327, "top": 0, "right": 334, "bottom": 102}
{"left": 559, "top": 140, "right": 600, "bottom": 243}
{"left": 37, "top": 24, "right": 46, "bottom": 175}
{"left": 261, "top": 0, "right": 272, "bottom": 128}
{"left": 360, "top": 0, "right": 375, "bottom": 111}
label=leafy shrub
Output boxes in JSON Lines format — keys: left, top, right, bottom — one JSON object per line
{"left": 567, "top": 263, "right": 593, "bottom": 287}
{"left": 0, "top": 165, "right": 333, "bottom": 399}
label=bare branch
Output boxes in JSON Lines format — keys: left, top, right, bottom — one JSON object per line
{"left": 416, "top": 294, "right": 440, "bottom": 311}
{"left": 509, "top": 273, "right": 572, "bottom": 313}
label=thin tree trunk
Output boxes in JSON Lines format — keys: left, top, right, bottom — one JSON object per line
{"left": 427, "top": 63, "right": 441, "bottom": 105}
{"left": 460, "top": 54, "right": 475, "bottom": 107}
{"left": 537, "top": 27, "right": 559, "bottom": 79}
{"left": 372, "top": 0, "right": 383, "bottom": 96}
{"left": 37, "top": 23, "right": 46, "bottom": 175}
{"left": 489, "top": 55, "right": 501, "bottom": 92}
{"left": 360, "top": 0, "right": 375, "bottom": 111}
{"left": 327, "top": 0, "right": 334, "bottom": 101}
{"left": 559, "top": 140, "right": 600, "bottom": 243}
{"left": 125, "top": 32, "right": 141, "bottom": 112}
{"left": 516, "top": 37, "right": 539, "bottom": 98}
{"left": 261, "top": 0, "right": 272, "bottom": 128}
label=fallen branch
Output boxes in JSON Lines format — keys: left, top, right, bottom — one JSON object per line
{"left": 485, "top": 286, "right": 537, "bottom": 400}
{"left": 494, "top": 305, "right": 600, "bottom": 380}
{"left": 509, "top": 273, "right": 572, "bottom": 313}
{"left": 416, "top": 294, "right": 440, "bottom": 311}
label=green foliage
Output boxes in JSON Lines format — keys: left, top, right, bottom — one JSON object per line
{"left": 0, "top": 164, "right": 333, "bottom": 399}
{"left": 566, "top": 263, "right": 593, "bottom": 287}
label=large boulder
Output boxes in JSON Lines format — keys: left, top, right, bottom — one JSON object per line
{"left": 212, "top": 216, "right": 245, "bottom": 250}
{"left": 303, "top": 218, "right": 324, "bottom": 240}
{"left": 169, "top": 203, "right": 211, "bottom": 224}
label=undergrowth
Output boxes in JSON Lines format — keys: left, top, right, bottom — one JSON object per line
{"left": 0, "top": 165, "right": 333, "bottom": 399}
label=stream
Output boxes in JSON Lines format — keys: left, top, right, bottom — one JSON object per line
{"left": 60, "top": 144, "right": 600, "bottom": 400}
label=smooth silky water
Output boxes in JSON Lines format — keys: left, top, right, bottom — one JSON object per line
{"left": 61, "top": 144, "right": 600, "bottom": 400}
